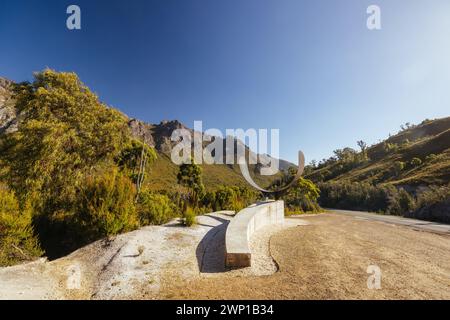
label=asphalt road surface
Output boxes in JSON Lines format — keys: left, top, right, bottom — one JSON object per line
{"left": 328, "top": 209, "right": 450, "bottom": 235}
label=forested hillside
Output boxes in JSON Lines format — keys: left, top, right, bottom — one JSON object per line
{"left": 305, "top": 117, "right": 450, "bottom": 222}
{"left": 0, "top": 70, "right": 293, "bottom": 266}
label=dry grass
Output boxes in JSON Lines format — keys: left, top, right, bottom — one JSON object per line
{"left": 306, "top": 117, "right": 450, "bottom": 187}
{"left": 144, "top": 153, "right": 281, "bottom": 192}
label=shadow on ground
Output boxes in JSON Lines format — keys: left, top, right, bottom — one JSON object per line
{"left": 195, "top": 214, "right": 230, "bottom": 273}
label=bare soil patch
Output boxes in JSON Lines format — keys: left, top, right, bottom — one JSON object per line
{"left": 2, "top": 213, "right": 448, "bottom": 300}
{"left": 159, "top": 214, "right": 450, "bottom": 299}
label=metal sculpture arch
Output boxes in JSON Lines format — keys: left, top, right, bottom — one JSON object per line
{"left": 238, "top": 150, "right": 305, "bottom": 195}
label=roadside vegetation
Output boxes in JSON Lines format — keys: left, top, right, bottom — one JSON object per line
{"left": 0, "top": 70, "right": 153, "bottom": 261}
{"left": 269, "top": 167, "right": 322, "bottom": 215}
{"left": 0, "top": 185, "right": 43, "bottom": 266}
{"left": 319, "top": 181, "right": 450, "bottom": 224}
{"left": 1, "top": 69, "right": 446, "bottom": 268}
{"left": 0, "top": 70, "right": 265, "bottom": 266}
{"left": 305, "top": 118, "right": 450, "bottom": 223}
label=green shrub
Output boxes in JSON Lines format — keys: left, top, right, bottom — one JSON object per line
{"left": 410, "top": 157, "right": 422, "bottom": 167}
{"left": 138, "top": 192, "right": 175, "bottom": 225}
{"left": 383, "top": 142, "right": 399, "bottom": 153}
{"left": 425, "top": 154, "right": 437, "bottom": 162}
{"left": 319, "top": 181, "right": 450, "bottom": 223}
{"left": 205, "top": 186, "right": 257, "bottom": 212}
{"left": 318, "top": 181, "right": 410, "bottom": 214}
{"left": 397, "top": 189, "right": 416, "bottom": 213}
{"left": 0, "top": 70, "right": 143, "bottom": 260}
{"left": 0, "top": 186, "right": 43, "bottom": 266}
{"left": 393, "top": 161, "right": 405, "bottom": 175}
{"left": 386, "top": 188, "right": 415, "bottom": 215}
{"left": 284, "top": 178, "right": 321, "bottom": 213}
{"left": 183, "top": 207, "right": 196, "bottom": 227}
{"left": 33, "top": 168, "right": 139, "bottom": 258}
{"left": 116, "top": 140, "right": 157, "bottom": 185}
{"left": 177, "top": 160, "right": 205, "bottom": 207}
{"left": 213, "top": 187, "right": 236, "bottom": 211}
{"left": 201, "top": 191, "right": 217, "bottom": 211}
{"left": 409, "top": 185, "right": 450, "bottom": 223}
{"left": 1, "top": 70, "right": 132, "bottom": 208}
{"left": 75, "top": 168, "right": 138, "bottom": 242}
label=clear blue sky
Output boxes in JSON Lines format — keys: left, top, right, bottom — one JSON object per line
{"left": 1, "top": 0, "right": 449, "bottom": 163}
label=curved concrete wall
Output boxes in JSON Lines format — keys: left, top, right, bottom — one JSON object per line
{"left": 225, "top": 200, "right": 284, "bottom": 268}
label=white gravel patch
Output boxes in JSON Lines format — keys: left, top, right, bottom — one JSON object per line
{"left": 0, "top": 258, "right": 59, "bottom": 300}
{"left": 0, "top": 212, "right": 308, "bottom": 299}
{"left": 200, "top": 218, "right": 309, "bottom": 278}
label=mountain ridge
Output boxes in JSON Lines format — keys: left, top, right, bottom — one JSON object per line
{"left": 305, "top": 116, "right": 450, "bottom": 188}
{"left": 0, "top": 76, "right": 293, "bottom": 191}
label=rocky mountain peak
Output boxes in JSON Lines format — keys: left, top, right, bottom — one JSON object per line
{"left": 159, "top": 119, "right": 185, "bottom": 129}
{"left": 0, "top": 75, "right": 295, "bottom": 171}
{"left": 128, "top": 118, "right": 191, "bottom": 153}
{"left": 0, "top": 77, "right": 18, "bottom": 134}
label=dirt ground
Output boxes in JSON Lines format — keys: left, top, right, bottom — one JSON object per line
{"left": 158, "top": 213, "right": 450, "bottom": 300}
{"left": 0, "top": 212, "right": 303, "bottom": 300}
{"left": 1, "top": 212, "right": 449, "bottom": 300}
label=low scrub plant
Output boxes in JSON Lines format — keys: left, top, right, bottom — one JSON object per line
{"left": 0, "top": 186, "right": 43, "bottom": 266}
{"left": 74, "top": 168, "right": 139, "bottom": 242}
{"left": 138, "top": 191, "right": 175, "bottom": 225}
{"left": 182, "top": 206, "right": 196, "bottom": 227}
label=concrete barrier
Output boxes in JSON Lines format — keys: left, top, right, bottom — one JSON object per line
{"left": 225, "top": 200, "right": 284, "bottom": 268}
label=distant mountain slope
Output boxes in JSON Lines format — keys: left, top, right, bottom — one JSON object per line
{"left": 0, "top": 77, "right": 290, "bottom": 191}
{"left": 306, "top": 117, "right": 450, "bottom": 188}
{"left": 127, "top": 118, "right": 291, "bottom": 191}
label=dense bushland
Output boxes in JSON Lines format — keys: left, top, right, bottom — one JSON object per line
{"left": 270, "top": 168, "right": 322, "bottom": 214}
{"left": 318, "top": 181, "right": 449, "bottom": 223}
{"left": 0, "top": 69, "right": 265, "bottom": 265}
{"left": 0, "top": 185, "right": 43, "bottom": 266}
{"left": 318, "top": 182, "right": 414, "bottom": 214}
{"left": 283, "top": 177, "right": 321, "bottom": 214}
{"left": 0, "top": 70, "right": 321, "bottom": 266}
{"left": 408, "top": 184, "right": 450, "bottom": 223}
{"left": 174, "top": 160, "right": 260, "bottom": 219}
{"left": 305, "top": 118, "right": 450, "bottom": 187}
{"left": 0, "top": 70, "right": 156, "bottom": 262}
{"left": 137, "top": 191, "right": 176, "bottom": 225}
{"left": 75, "top": 168, "right": 139, "bottom": 241}
{"left": 203, "top": 186, "right": 259, "bottom": 212}
{"left": 304, "top": 118, "right": 450, "bottom": 222}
